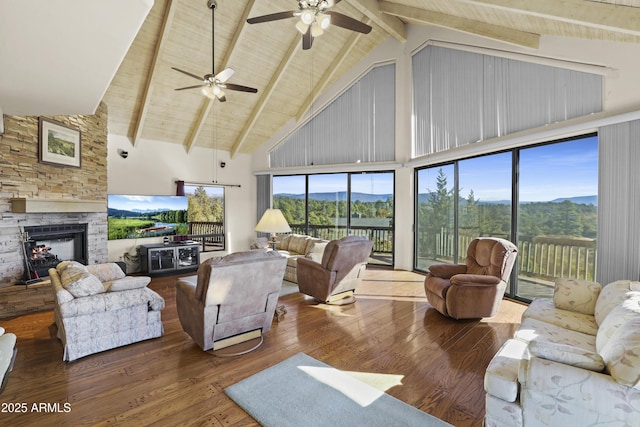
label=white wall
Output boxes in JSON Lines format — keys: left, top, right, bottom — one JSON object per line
{"left": 107, "top": 134, "right": 255, "bottom": 262}
{"left": 251, "top": 24, "right": 640, "bottom": 271}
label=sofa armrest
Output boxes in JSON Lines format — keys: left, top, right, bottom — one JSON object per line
{"left": 428, "top": 264, "right": 467, "bottom": 279}
{"left": 521, "top": 356, "right": 640, "bottom": 423}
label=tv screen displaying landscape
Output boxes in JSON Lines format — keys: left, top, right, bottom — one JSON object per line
{"left": 107, "top": 195, "right": 189, "bottom": 240}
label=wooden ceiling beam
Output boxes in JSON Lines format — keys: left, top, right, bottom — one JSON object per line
{"left": 230, "top": 35, "right": 300, "bottom": 158}
{"left": 459, "top": 0, "right": 640, "bottom": 37}
{"left": 295, "top": 21, "right": 370, "bottom": 122}
{"left": 346, "top": 0, "right": 406, "bottom": 42}
{"left": 184, "top": 0, "right": 256, "bottom": 153}
{"left": 132, "top": 0, "right": 177, "bottom": 147}
{"left": 380, "top": 2, "right": 539, "bottom": 49}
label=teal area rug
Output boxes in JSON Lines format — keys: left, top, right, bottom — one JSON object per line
{"left": 225, "top": 353, "right": 452, "bottom": 427}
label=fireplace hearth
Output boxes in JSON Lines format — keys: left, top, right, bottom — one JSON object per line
{"left": 22, "top": 224, "right": 88, "bottom": 279}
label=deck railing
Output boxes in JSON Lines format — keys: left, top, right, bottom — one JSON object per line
{"left": 417, "top": 230, "right": 597, "bottom": 282}
{"left": 289, "top": 224, "right": 393, "bottom": 254}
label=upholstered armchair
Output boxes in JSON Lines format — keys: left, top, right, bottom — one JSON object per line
{"left": 297, "top": 236, "right": 373, "bottom": 304}
{"left": 424, "top": 237, "right": 518, "bottom": 319}
{"left": 175, "top": 250, "right": 287, "bottom": 352}
{"left": 0, "top": 327, "right": 17, "bottom": 394}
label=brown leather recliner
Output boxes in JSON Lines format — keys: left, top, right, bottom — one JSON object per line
{"left": 297, "top": 236, "right": 373, "bottom": 304}
{"left": 424, "top": 237, "right": 518, "bottom": 319}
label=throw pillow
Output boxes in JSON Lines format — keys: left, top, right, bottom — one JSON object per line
{"left": 553, "top": 278, "right": 602, "bottom": 315}
{"left": 528, "top": 339, "right": 605, "bottom": 372}
{"left": 87, "top": 263, "right": 126, "bottom": 283}
{"left": 105, "top": 276, "right": 151, "bottom": 292}
{"left": 595, "top": 293, "right": 640, "bottom": 352}
{"left": 595, "top": 280, "right": 636, "bottom": 326}
{"left": 600, "top": 316, "right": 640, "bottom": 387}
{"left": 306, "top": 241, "right": 328, "bottom": 263}
{"left": 60, "top": 267, "right": 105, "bottom": 298}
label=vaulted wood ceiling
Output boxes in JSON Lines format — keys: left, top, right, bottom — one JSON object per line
{"left": 101, "top": 0, "right": 640, "bottom": 157}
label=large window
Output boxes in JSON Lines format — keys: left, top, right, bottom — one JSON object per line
{"left": 415, "top": 135, "right": 598, "bottom": 301}
{"left": 273, "top": 172, "right": 394, "bottom": 267}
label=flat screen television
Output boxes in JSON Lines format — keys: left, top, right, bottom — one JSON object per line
{"left": 107, "top": 195, "right": 188, "bottom": 241}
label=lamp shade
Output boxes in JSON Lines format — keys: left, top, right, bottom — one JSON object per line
{"left": 255, "top": 209, "right": 291, "bottom": 233}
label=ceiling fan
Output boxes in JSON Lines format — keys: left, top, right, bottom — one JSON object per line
{"left": 172, "top": 0, "right": 257, "bottom": 102}
{"left": 247, "top": 0, "right": 372, "bottom": 50}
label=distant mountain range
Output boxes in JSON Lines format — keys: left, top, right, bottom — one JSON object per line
{"left": 108, "top": 207, "right": 178, "bottom": 217}
{"left": 275, "top": 192, "right": 392, "bottom": 203}
{"left": 276, "top": 192, "right": 597, "bottom": 206}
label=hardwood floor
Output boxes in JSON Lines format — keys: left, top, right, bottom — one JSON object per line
{"left": 0, "top": 269, "right": 526, "bottom": 426}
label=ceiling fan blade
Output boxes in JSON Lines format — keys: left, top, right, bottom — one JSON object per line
{"left": 247, "top": 11, "right": 296, "bottom": 24}
{"left": 326, "top": 11, "right": 372, "bottom": 34}
{"left": 224, "top": 83, "right": 258, "bottom": 93}
{"left": 171, "top": 67, "right": 204, "bottom": 81}
{"left": 302, "top": 27, "right": 313, "bottom": 50}
{"left": 215, "top": 68, "right": 235, "bottom": 83}
{"left": 327, "top": 0, "right": 342, "bottom": 6}
{"left": 175, "top": 84, "right": 205, "bottom": 91}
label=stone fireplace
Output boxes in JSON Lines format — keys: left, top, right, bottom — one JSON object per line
{"left": 23, "top": 223, "right": 88, "bottom": 279}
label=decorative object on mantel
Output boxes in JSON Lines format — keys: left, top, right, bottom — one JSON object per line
{"left": 10, "top": 198, "right": 106, "bottom": 213}
{"left": 38, "top": 117, "right": 81, "bottom": 168}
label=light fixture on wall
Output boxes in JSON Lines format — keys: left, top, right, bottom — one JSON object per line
{"left": 255, "top": 209, "right": 291, "bottom": 250}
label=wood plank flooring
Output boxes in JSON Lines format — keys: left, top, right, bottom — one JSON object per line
{"left": 0, "top": 269, "right": 526, "bottom": 426}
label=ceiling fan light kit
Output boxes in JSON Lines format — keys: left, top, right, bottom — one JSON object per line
{"left": 248, "top": 0, "right": 371, "bottom": 50}
{"left": 172, "top": 0, "right": 257, "bottom": 102}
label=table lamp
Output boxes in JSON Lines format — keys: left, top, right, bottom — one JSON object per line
{"left": 255, "top": 209, "right": 291, "bottom": 250}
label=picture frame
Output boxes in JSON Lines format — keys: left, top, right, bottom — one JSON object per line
{"left": 39, "top": 117, "right": 81, "bottom": 168}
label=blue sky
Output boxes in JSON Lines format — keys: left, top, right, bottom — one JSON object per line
{"left": 421, "top": 136, "right": 598, "bottom": 202}
{"left": 274, "top": 173, "right": 395, "bottom": 195}
{"left": 108, "top": 195, "right": 188, "bottom": 211}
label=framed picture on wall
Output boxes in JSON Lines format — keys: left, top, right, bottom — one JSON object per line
{"left": 39, "top": 117, "right": 81, "bottom": 168}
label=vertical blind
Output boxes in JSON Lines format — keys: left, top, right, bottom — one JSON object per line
{"left": 269, "top": 63, "right": 396, "bottom": 168}
{"left": 597, "top": 120, "right": 640, "bottom": 285}
{"left": 413, "top": 46, "right": 603, "bottom": 157}
{"left": 256, "top": 174, "right": 271, "bottom": 237}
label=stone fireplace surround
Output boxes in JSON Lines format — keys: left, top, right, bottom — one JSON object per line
{"left": 0, "top": 212, "right": 107, "bottom": 289}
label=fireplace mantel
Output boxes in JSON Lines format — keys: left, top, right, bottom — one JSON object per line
{"left": 11, "top": 198, "right": 106, "bottom": 213}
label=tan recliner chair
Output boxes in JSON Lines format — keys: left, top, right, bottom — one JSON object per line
{"left": 176, "top": 250, "right": 287, "bottom": 352}
{"left": 424, "top": 237, "right": 518, "bottom": 319}
{"left": 297, "top": 236, "right": 373, "bottom": 304}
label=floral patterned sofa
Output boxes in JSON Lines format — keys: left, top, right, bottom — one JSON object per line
{"left": 49, "top": 261, "right": 165, "bottom": 362}
{"left": 484, "top": 278, "right": 640, "bottom": 426}
{"left": 273, "top": 234, "right": 328, "bottom": 283}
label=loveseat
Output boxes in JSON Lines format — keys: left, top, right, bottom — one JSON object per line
{"left": 484, "top": 278, "right": 640, "bottom": 426}
{"left": 0, "top": 327, "right": 17, "bottom": 393}
{"left": 49, "top": 261, "right": 165, "bottom": 362}
{"left": 274, "top": 234, "right": 328, "bottom": 283}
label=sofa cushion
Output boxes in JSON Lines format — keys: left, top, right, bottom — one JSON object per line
{"left": 515, "top": 317, "right": 596, "bottom": 352}
{"left": 553, "top": 278, "right": 601, "bottom": 315}
{"left": 594, "top": 280, "right": 638, "bottom": 326}
{"left": 600, "top": 316, "right": 640, "bottom": 388}
{"left": 86, "top": 262, "right": 126, "bottom": 283}
{"left": 595, "top": 293, "right": 640, "bottom": 353}
{"left": 276, "top": 234, "right": 291, "bottom": 251}
{"left": 105, "top": 276, "right": 151, "bottom": 292}
{"left": 522, "top": 299, "right": 598, "bottom": 336}
{"left": 485, "top": 338, "right": 528, "bottom": 402}
{"left": 288, "top": 234, "right": 310, "bottom": 255}
{"left": 528, "top": 339, "right": 604, "bottom": 371}
{"left": 306, "top": 241, "right": 328, "bottom": 263}
{"left": 60, "top": 266, "right": 105, "bottom": 298}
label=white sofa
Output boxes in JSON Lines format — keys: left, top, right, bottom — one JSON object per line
{"left": 484, "top": 278, "right": 640, "bottom": 426}
{"left": 252, "top": 234, "right": 328, "bottom": 283}
{"left": 49, "top": 261, "right": 165, "bottom": 362}
{"left": 0, "top": 327, "right": 17, "bottom": 393}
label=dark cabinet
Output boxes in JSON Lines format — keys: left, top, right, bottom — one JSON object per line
{"left": 140, "top": 243, "right": 199, "bottom": 275}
